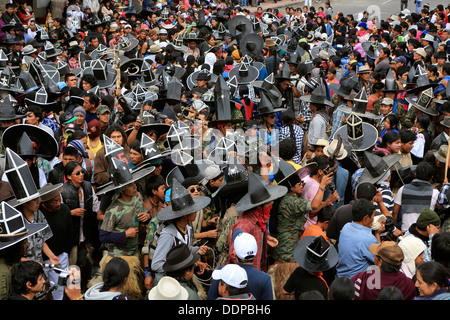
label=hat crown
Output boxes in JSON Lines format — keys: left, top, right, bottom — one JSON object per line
{"left": 109, "top": 157, "right": 133, "bottom": 186}
{"left": 364, "top": 151, "right": 389, "bottom": 177}
{"left": 5, "top": 148, "right": 39, "bottom": 202}
{"left": 170, "top": 178, "right": 196, "bottom": 211}
{"left": 305, "top": 235, "right": 331, "bottom": 265}
{"left": 416, "top": 87, "right": 433, "bottom": 109}
{"left": 103, "top": 135, "right": 125, "bottom": 159}
{"left": 0, "top": 201, "right": 28, "bottom": 241}
{"left": 247, "top": 168, "right": 272, "bottom": 205}
{"left": 140, "top": 133, "right": 160, "bottom": 160}
{"left": 353, "top": 87, "right": 368, "bottom": 114}
{"left": 346, "top": 113, "right": 364, "bottom": 141}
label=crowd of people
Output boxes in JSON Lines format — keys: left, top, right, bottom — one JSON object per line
{"left": 0, "top": 0, "right": 449, "bottom": 302}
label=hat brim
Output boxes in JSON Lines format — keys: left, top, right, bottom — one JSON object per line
{"left": 228, "top": 65, "right": 259, "bottom": 84}
{"left": 163, "top": 251, "right": 200, "bottom": 273}
{"left": 157, "top": 195, "right": 211, "bottom": 221}
{"left": 359, "top": 153, "right": 402, "bottom": 184}
{"left": 95, "top": 165, "right": 155, "bottom": 196}
{"left": 234, "top": 184, "right": 288, "bottom": 213}
{"left": 0, "top": 222, "right": 48, "bottom": 250}
{"left": 336, "top": 105, "right": 380, "bottom": 120}
{"left": 6, "top": 183, "right": 64, "bottom": 207}
{"left": 300, "top": 94, "right": 334, "bottom": 107}
{"left": 81, "top": 64, "right": 117, "bottom": 89}
{"left": 1, "top": 124, "right": 59, "bottom": 161}
{"left": 405, "top": 97, "right": 439, "bottom": 116}
{"left": 333, "top": 122, "right": 378, "bottom": 152}
{"left": 293, "top": 236, "right": 339, "bottom": 272}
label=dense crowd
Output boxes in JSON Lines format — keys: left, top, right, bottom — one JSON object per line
{"left": 0, "top": 0, "right": 449, "bottom": 302}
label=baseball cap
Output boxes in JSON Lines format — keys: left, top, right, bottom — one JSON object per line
{"left": 232, "top": 229, "right": 257, "bottom": 261}
{"left": 200, "top": 164, "right": 222, "bottom": 185}
{"left": 394, "top": 56, "right": 407, "bottom": 64}
{"left": 159, "top": 29, "right": 168, "bottom": 34}
{"left": 60, "top": 111, "right": 77, "bottom": 124}
{"left": 369, "top": 241, "right": 404, "bottom": 266}
{"left": 212, "top": 264, "right": 248, "bottom": 289}
{"left": 381, "top": 97, "right": 394, "bottom": 106}
{"left": 96, "top": 105, "right": 111, "bottom": 115}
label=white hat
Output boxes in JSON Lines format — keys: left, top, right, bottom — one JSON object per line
{"left": 371, "top": 214, "right": 387, "bottom": 231}
{"left": 124, "top": 24, "right": 132, "bottom": 29}
{"left": 200, "top": 164, "right": 222, "bottom": 185}
{"left": 398, "top": 235, "right": 427, "bottom": 275}
{"left": 233, "top": 230, "right": 257, "bottom": 261}
{"left": 159, "top": 28, "right": 168, "bottom": 34}
{"left": 212, "top": 264, "right": 248, "bottom": 289}
{"left": 147, "top": 276, "right": 189, "bottom": 300}
{"left": 423, "top": 34, "right": 434, "bottom": 42}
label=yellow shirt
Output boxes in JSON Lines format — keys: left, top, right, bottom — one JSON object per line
{"left": 87, "top": 137, "right": 103, "bottom": 157}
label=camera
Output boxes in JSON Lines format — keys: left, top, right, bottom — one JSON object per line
{"left": 45, "top": 264, "right": 81, "bottom": 287}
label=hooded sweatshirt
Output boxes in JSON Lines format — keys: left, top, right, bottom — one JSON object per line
{"left": 83, "top": 282, "right": 123, "bottom": 300}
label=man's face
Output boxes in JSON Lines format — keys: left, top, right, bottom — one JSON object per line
{"left": 25, "top": 112, "right": 39, "bottom": 125}
{"left": 44, "top": 195, "right": 62, "bottom": 212}
{"left": 98, "top": 112, "right": 110, "bottom": 126}
{"left": 110, "top": 131, "right": 123, "bottom": 146}
{"left": 83, "top": 96, "right": 95, "bottom": 112}
{"left": 380, "top": 104, "right": 393, "bottom": 115}
{"left": 66, "top": 76, "right": 78, "bottom": 88}
{"left": 62, "top": 155, "right": 78, "bottom": 167}
{"left": 90, "top": 37, "right": 99, "bottom": 49}
{"left": 122, "top": 182, "right": 138, "bottom": 198}
{"left": 401, "top": 140, "right": 415, "bottom": 154}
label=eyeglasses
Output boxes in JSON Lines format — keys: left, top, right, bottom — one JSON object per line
{"left": 72, "top": 170, "right": 83, "bottom": 176}
{"left": 267, "top": 114, "right": 275, "bottom": 119}
{"left": 189, "top": 187, "right": 202, "bottom": 193}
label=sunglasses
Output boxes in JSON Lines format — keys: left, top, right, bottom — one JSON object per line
{"left": 189, "top": 187, "right": 202, "bottom": 193}
{"left": 267, "top": 114, "right": 276, "bottom": 119}
{"left": 72, "top": 170, "right": 83, "bottom": 176}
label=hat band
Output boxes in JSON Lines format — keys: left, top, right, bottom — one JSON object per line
{"left": 0, "top": 230, "right": 29, "bottom": 242}
{"left": 171, "top": 193, "right": 196, "bottom": 211}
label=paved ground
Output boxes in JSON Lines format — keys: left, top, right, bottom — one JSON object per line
{"left": 244, "top": 0, "right": 445, "bottom": 20}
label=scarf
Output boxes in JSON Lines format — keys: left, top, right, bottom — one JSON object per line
{"left": 254, "top": 205, "right": 272, "bottom": 233}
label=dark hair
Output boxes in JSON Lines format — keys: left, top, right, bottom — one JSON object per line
{"left": 352, "top": 198, "right": 375, "bottom": 222}
{"left": 64, "top": 160, "right": 82, "bottom": 179}
{"left": 101, "top": 257, "right": 130, "bottom": 292}
{"left": 10, "top": 260, "right": 44, "bottom": 296}
{"left": 220, "top": 279, "right": 247, "bottom": 296}
{"left": 385, "top": 113, "right": 399, "bottom": 130}
{"left": 430, "top": 232, "right": 450, "bottom": 268}
{"left": 377, "top": 130, "right": 400, "bottom": 149}
{"left": 83, "top": 91, "right": 100, "bottom": 108}
{"left": 63, "top": 146, "right": 80, "bottom": 158}
{"left": 105, "top": 124, "right": 128, "bottom": 147}
{"left": 329, "top": 277, "right": 355, "bottom": 300}
{"left": 278, "top": 138, "right": 297, "bottom": 161}
{"left": 415, "top": 161, "right": 434, "bottom": 181}
{"left": 377, "top": 286, "right": 404, "bottom": 300}
{"left": 299, "top": 290, "right": 325, "bottom": 300}
{"left": 146, "top": 174, "right": 166, "bottom": 197}
{"left": 356, "top": 182, "right": 377, "bottom": 201}
{"left": 416, "top": 261, "right": 450, "bottom": 290}
{"left": 416, "top": 113, "right": 430, "bottom": 130}
{"left": 317, "top": 205, "right": 335, "bottom": 222}
{"left": 80, "top": 73, "right": 98, "bottom": 89}
{"left": 309, "top": 156, "right": 330, "bottom": 176}
{"left": 399, "top": 129, "right": 417, "bottom": 143}
{"left": 26, "top": 104, "right": 43, "bottom": 122}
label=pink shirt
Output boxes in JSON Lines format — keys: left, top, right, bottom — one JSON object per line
{"left": 300, "top": 175, "right": 320, "bottom": 230}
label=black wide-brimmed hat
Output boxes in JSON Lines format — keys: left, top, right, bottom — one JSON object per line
{"left": 256, "top": 90, "right": 285, "bottom": 116}
{"left": 361, "top": 41, "right": 380, "bottom": 59}
{"left": 337, "top": 86, "right": 379, "bottom": 120}
{"left": 333, "top": 113, "right": 378, "bottom": 151}
{"left": 0, "top": 201, "right": 48, "bottom": 250}
{"left": 0, "top": 94, "right": 25, "bottom": 121}
{"left": 157, "top": 178, "right": 211, "bottom": 221}
{"left": 95, "top": 157, "right": 155, "bottom": 196}
{"left": 300, "top": 85, "right": 334, "bottom": 107}
{"left": 359, "top": 151, "right": 402, "bottom": 184}
{"left": 81, "top": 59, "right": 117, "bottom": 89}
{"left": 273, "top": 158, "right": 317, "bottom": 189}
{"left": 328, "top": 76, "right": 358, "bottom": 100}
{"left": 228, "top": 15, "right": 253, "bottom": 39}
{"left": 2, "top": 124, "right": 58, "bottom": 161}
{"left": 251, "top": 73, "right": 283, "bottom": 108}
{"left": 239, "top": 33, "right": 264, "bottom": 57}
{"left": 405, "top": 65, "right": 439, "bottom": 95}
{"left": 405, "top": 87, "right": 439, "bottom": 116}
{"left": 293, "top": 235, "right": 339, "bottom": 272}
{"left": 235, "top": 168, "right": 288, "bottom": 213}
{"left": 4, "top": 148, "right": 63, "bottom": 207}
{"left": 228, "top": 62, "right": 259, "bottom": 85}
{"left": 163, "top": 243, "right": 200, "bottom": 273}
{"left": 186, "top": 69, "right": 218, "bottom": 90}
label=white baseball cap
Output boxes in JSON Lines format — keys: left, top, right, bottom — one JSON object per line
{"left": 200, "top": 164, "right": 222, "bottom": 185}
{"left": 212, "top": 264, "right": 248, "bottom": 289}
{"left": 233, "top": 229, "right": 257, "bottom": 261}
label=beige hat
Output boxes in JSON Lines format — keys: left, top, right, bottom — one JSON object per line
{"left": 381, "top": 97, "right": 394, "bottom": 105}
{"left": 434, "top": 144, "right": 448, "bottom": 163}
{"left": 148, "top": 44, "right": 162, "bottom": 54}
{"left": 318, "top": 49, "right": 329, "bottom": 60}
{"left": 358, "top": 65, "right": 371, "bottom": 73}
{"left": 314, "top": 138, "right": 330, "bottom": 147}
{"left": 324, "top": 139, "right": 348, "bottom": 160}
{"left": 414, "top": 47, "right": 427, "bottom": 58}
{"left": 147, "top": 276, "right": 188, "bottom": 300}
